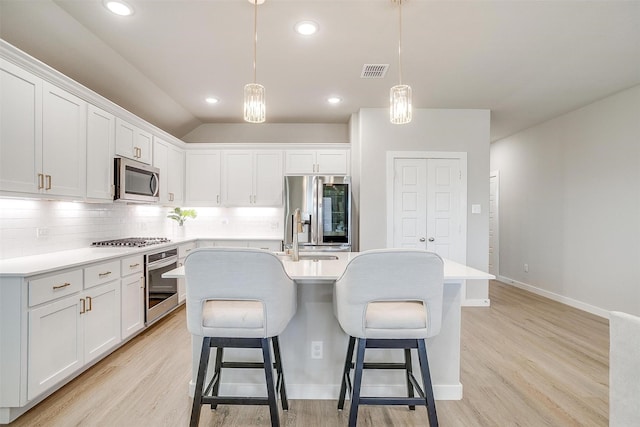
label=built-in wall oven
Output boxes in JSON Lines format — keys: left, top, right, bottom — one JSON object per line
{"left": 145, "top": 247, "right": 179, "bottom": 325}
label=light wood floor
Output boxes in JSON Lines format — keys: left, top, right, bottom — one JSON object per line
{"left": 7, "top": 281, "right": 609, "bottom": 426}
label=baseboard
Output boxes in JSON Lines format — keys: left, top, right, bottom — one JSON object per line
{"left": 496, "top": 275, "right": 610, "bottom": 319}
{"left": 462, "top": 298, "right": 490, "bottom": 307}
{"left": 190, "top": 382, "right": 463, "bottom": 401}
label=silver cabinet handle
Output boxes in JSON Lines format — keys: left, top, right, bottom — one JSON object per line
{"left": 419, "top": 237, "right": 426, "bottom": 242}
{"left": 129, "top": 263, "right": 140, "bottom": 268}
{"left": 428, "top": 237, "right": 435, "bottom": 242}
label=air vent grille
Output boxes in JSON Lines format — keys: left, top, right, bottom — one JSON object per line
{"left": 360, "top": 64, "right": 389, "bottom": 78}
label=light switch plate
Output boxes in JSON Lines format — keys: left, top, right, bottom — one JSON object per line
{"left": 471, "top": 204, "right": 481, "bottom": 214}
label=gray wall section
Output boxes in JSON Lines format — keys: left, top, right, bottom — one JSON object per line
{"left": 491, "top": 85, "right": 640, "bottom": 316}
{"left": 353, "top": 108, "right": 491, "bottom": 300}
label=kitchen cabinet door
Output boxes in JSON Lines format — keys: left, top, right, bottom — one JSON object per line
{"left": 185, "top": 151, "right": 221, "bottom": 206}
{"left": 168, "top": 144, "right": 184, "bottom": 205}
{"left": 0, "top": 59, "right": 42, "bottom": 194}
{"left": 83, "top": 281, "right": 121, "bottom": 364}
{"left": 86, "top": 105, "right": 115, "bottom": 201}
{"left": 121, "top": 273, "right": 145, "bottom": 340}
{"left": 115, "top": 118, "right": 152, "bottom": 165}
{"left": 253, "top": 151, "right": 283, "bottom": 206}
{"left": 284, "top": 150, "right": 349, "bottom": 175}
{"left": 222, "top": 150, "right": 283, "bottom": 207}
{"left": 153, "top": 139, "right": 170, "bottom": 205}
{"left": 222, "top": 151, "right": 253, "bottom": 206}
{"left": 42, "top": 82, "right": 87, "bottom": 197}
{"left": 28, "top": 294, "right": 83, "bottom": 400}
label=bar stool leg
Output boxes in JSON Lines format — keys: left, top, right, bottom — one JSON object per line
{"left": 191, "top": 337, "right": 212, "bottom": 427}
{"left": 417, "top": 339, "right": 438, "bottom": 427}
{"left": 261, "top": 338, "right": 280, "bottom": 427}
{"left": 210, "top": 347, "right": 224, "bottom": 410}
{"left": 404, "top": 348, "right": 416, "bottom": 410}
{"left": 338, "top": 336, "right": 356, "bottom": 410}
{"left": 348, "top": 338, "right": 366, "bottom": 427}
{"left": 271, "top": 336, "right": 289, "bottom": 410}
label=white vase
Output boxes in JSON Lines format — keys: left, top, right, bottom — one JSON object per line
{"left": 174, "top": 223, "right": 186, "bottom": 239}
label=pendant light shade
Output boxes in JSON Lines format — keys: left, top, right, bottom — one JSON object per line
{"left": 390, "top": 84, "right": 412, "bottom": 124}
{"left": 390, "top": 0, "right": 412, "bottom": 124}
{"left": 244, "top": 83, "right": 265, "bottom": 123}
{"left": 244, "top": 0, "right": 265, "bottom": 123}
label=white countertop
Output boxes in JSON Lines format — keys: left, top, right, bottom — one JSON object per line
{"left": 0, "top": 237, "right": 282, "bottom": 277}
{"left": 162, "top": 252, "right": 494, "bottom": 282}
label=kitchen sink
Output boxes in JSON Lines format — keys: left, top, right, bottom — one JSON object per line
{"left": 298, "top": 254, "right": 339, "bottom": 261}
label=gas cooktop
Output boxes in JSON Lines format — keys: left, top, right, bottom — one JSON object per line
{"left": 91, "top": 237, "right": 170, "bottom": 248}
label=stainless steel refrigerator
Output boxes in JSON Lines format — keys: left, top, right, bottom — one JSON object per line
{"left": 284, "top": 175, "right": 351, "bottom": 251}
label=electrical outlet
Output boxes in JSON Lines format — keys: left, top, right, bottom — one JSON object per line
{"left": 36, "top": 227, "right": 49, "bottom": 238}
{"left": 524, "top": 263, "right": 529, "bottom": 273}
{"left": 311, "top": 341, "right": 323, "bottom": 359}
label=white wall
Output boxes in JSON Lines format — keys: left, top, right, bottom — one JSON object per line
{"left": 0, "top": 199, "right": 282, "bottom": 260}
{"left": 491, "top": 85, "right": 640, "bottom": 316}
{"left": 182, "top": 123, "right": 348, "bottom": 144}
{"left": 353, "top": 108, "right": 491, "bottom": 301}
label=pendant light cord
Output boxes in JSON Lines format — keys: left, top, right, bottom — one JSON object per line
{"left": 398, "top": 0, "right": 403, "bottom": 85}
{"left": 253, "top": 0, "right": 258, "bottom": 84}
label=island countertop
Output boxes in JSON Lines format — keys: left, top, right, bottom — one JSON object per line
{"left": 162, "top": 251, "right": 495, "bottom": 282}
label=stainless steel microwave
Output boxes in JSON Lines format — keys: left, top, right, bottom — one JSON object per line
{"left": 114, "top": 157, "right": 160, "bottom": 203}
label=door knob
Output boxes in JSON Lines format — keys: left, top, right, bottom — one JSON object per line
{"left": 428, "top": 237, "right": 435, "bottom": 242}
{"left": 419, "top": 237, "right": 426, "bottom": 242}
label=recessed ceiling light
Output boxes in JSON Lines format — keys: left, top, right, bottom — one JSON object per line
{"left": 295, "top": 21, "right": 319, "bottom": 36}
{"left": 327, "top": 97, "right": 342, "bottom": 105}
{"left": 104, "top": 0, "right": 133, "bottom": 16}
{"left": 205, "top": 97, "right": 219, "bottom": 105}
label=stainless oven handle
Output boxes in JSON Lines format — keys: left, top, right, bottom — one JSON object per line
{"left": 147, "top": 256, "right": 178, "bottom": 270}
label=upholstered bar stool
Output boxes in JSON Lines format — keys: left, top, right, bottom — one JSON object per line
{"left": 184, "top": 248, "right": 296, "bottom": 427}
{"left": 334, "top": 249, "right": 444, "bottom": 427}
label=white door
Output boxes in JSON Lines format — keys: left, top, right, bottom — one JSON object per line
{"left": 185, "top": 151, "right": 221, "bottom": 206}
{"left": 392, "top": 157, "right": 464, "bottom": 263}
{"left": 253, "top": 151, "right": 283, "bottom": 206}
{"left": 393, "top": 158, "right": 427, "bottom": 248}
{"left": 86, "top": 105, "right": 115, "bottom": 201}
{"left": 489, "top": 172, "right": 499, "bottom": 276}
{"left": 121, "top": 274, "right": 145, "bottom": 340}
{"left": 426, "top": 159, "right": 463, "bottom": 261}
{"left": 83, "top": 281, "right": 121, "bottom": 364}
{"left": 222, "top": 151, "right": 253, "bottom": 206}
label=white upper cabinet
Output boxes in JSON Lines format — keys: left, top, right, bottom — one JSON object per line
{"left": 0, "top": 59, "right": 42, "bottom": 194}
{"left": 0, "top": 63, "right": 87, "bottom": 199}
{"left": 185, "top": 151, "right": 221, "bottom": 206}
{"left": 222, "top": 150, "right": 283, "bottom": 207}
{"left": 115, "top": 118, "right": 152, "bottom": 164}
{"left": 1, "top": 61, "right": 87, "bottom": 198}
{"left": 284, "top": 149, "right": 349, "bottom": 175}
{"left": 86, "top": 105, "right": 115, "bottom": 201}
{"left": 42, "top": 82, "right": 87, "bottom": 197}
{"left": 153, "top": 137, "right": 184, "bottom": 206}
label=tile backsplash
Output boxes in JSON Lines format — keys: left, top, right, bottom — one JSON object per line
{"left": 0, "top": 199, "right": 283, "bottom": 260}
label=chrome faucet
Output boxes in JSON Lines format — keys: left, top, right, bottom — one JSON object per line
{"left": 292, "top": 208, "right": 302, "bottom": 261}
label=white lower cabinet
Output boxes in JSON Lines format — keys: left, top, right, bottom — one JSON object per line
{"left": 121, "top": 255, "right": 145, "bottom": 340}
{"left": 28, "top": 293, "right": 83, "bottom": 400}
{"left": 27, "top": 279, "right": 120, "bottom": 400}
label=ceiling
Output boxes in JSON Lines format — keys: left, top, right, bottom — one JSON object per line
{"left": 1, "top": 0, "right": 639, "bottom": 142}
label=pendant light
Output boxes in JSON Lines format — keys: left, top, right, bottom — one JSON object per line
{"left": 390, "top": 0, "right": 412, "bottom": 124}
{"left": 244, "top": 0, "right": 265, "bottom": 123}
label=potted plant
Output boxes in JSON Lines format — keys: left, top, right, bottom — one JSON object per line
{"left": 167, "top": 207, "right": 197, "bottom": 226}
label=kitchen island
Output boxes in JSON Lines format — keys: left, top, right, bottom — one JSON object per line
{"left": 163, "top": 252, "right": 494, "bottom": 401}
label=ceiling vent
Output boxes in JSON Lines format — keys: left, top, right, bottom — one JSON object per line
{"left": 360, "top": 64, "right": 389, "bottom": 78}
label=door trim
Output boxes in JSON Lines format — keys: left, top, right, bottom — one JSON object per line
{"left": 386, "top": 151, "right": 468, "bottom": 265}
{"left": 489, "top": 170, "right": 500, "bottom": 277}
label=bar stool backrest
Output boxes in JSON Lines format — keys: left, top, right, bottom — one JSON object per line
{"left": 335, "top": 249, "right": 444, "bottom": 339}
{"left": 184, "top": 248, "right": 295, "bottom": 338}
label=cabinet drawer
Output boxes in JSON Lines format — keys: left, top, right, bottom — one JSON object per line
{"left": 29, "top": 269, "right": 83, "bottom": 307}
{"left": 179, "top": 242, "right": 197, "bottom": 258}
{"left": 121, "top": 255, "right": 144, "bottom": 277}
{"left": 84, "top": 260, "right": 120, "bottom": 289}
